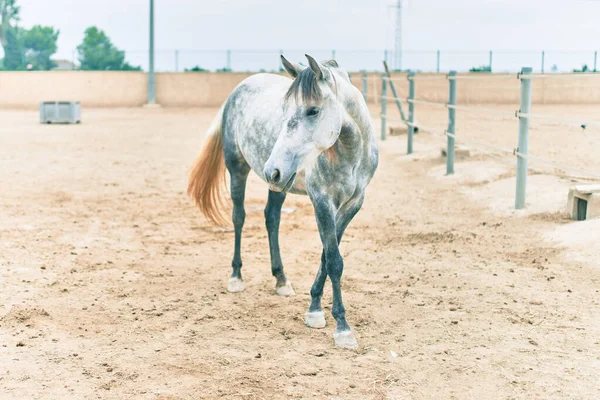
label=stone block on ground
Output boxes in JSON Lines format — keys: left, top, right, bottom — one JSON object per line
{"left": 567, "top": 184, "right": 600, "bottom": 220}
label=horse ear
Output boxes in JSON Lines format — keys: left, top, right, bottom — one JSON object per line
{"left": 280, "top": 55, "right": 302, "bottom": 78}
{"left": 305, "top": 54, "right": 325, "bottom": 80}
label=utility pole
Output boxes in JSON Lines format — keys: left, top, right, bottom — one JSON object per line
{"left": 394, "top": 0, "right": 402, "bottom": 71}
{"left": 146, "top": 0, "right": 157, "bottom": 106}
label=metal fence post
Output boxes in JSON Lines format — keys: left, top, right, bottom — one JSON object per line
{"left": 436, "top": 50, "right": 440, "bottom": 73}
{"left": 541, "top": 50, "right": 545, "bottom": 73}
{"left": 446, "top": 71, "right": 457, "bottom": 175}
{"left": 384, "top": 50, "right": 389, "bottom": 67}
{"left": 147, "top": 0, "right": 156, "bottom": 104}
{"left": 407, "top": 71, "right": 416, "bottom": 154}
{"left": 226, "top": 49, "right": 232, "bottom": 71}
{"left": 594, "top": 51, "right": 598, "bottom": 72}
{"left": 381, "top": 74, "right": 387, "bottom": 141}
{"left": 489, "top": 50, "right": 493, "bottom": 72}
{"left": 362, "top": 71, "right": 368, "bottom": 102}
{"left": 515, "top": 67, "right": 533, "bottom": 209}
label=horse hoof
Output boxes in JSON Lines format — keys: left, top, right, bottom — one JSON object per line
{"left": 276, "top": 281, "right": 295, "bottom": 296}
{"left": 333, "top": 330, "right": 358, "bottom": 350}
{"left": 227, "top": 277, "right": 245, "bottom": 293}
{"left": 305, "top": 311, "right": 326, "bottom": 329}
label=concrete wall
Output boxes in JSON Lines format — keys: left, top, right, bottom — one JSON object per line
{"left": 359, "top": 72, "right": 600, "bottom": 105}
{"left": 0, "top": 71, "right": 598, "bottom": 109}
{"left": 0, "top": 71, "right": 148, "bottom": 108}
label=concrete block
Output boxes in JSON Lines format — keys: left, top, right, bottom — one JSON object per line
{"left": 40, "top": 101, "right": 81, "bottom": 124}
{"left": 441, "top": 145, "right": 471, "bottom": 158}
{"left": 389, "top": 125, "right": 406, "bottom": 136}
{"left": 388, "top": 124, "right": 419, "bottom": 136}
{"left": 567, "top": 184, "right": 600, "bottom": 220}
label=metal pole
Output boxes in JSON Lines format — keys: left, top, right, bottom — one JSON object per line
{"left": 384, "top": 50, "right": 388, "bottom": 67}
{"left": 362, "top": 71, "right": 368, "bottom": 102}
{"left": 515, "top": 67, "right": 533, "bottom": 209}
{"left": 147, "top": 0, "right": 156, "bottom": 104}
{"left": 446, "top": 71, "right": 457, "bottom": 175}
{"left": 594, "top": 51, "right": 597, "bottom": 72}
{"left": 381, "top": 74, "right": 387, "bottom": 141}
{"left": 489, "top": 50, "right": 493, "bottom": 72}
{"left": 175, "top": 49, "right": 179, "bottom": 72}
{"left": 407, "top": 71, "right": 415, "bottom": 154}
{"left": 383, "top": 60, "right": 407, "bottom": 123}
{"left": 541, "top": 50, "right": 545, "bottom": 74}
{"left": 436, "top": 50, "right": 440, "bottom": 73}
{"left": 227, "top": 49, "right": 231, "bottom": 71}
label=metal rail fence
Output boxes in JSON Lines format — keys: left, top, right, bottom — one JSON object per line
{"left": 374, "top": 69, "right": 600, "bottom": 210}
{"left": 64, "top": 49, "right": 600, "bottom": 73}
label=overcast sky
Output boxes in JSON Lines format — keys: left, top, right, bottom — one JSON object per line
{"left": 15, "top": 0, "right": 600, "bottom": 71}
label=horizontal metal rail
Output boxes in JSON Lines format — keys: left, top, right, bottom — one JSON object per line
{"left": 407, "top": 98, "right": 448, "bottom": 107}
{"left": 447, "top": 74, "right": 517, "bottom": 80}
{"left": 379, "top": 114, "right": 406, "bottom": 123}
{"left": 380, "top": 96, "right": 519, "bottom": 118}
{"left": 448, "top": 104, "right": 517, "bottom": 118}
{"left": 519, "top": 73, "right": 600, "bottom": 79}
{"left": 516, "top": 112, "right": 600, "bottom": 128}
{"left": 515, "top": 152, "right": 600, "bottom": 180}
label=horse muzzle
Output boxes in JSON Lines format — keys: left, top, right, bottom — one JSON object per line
{"left": 264, "top": 165, "right": 297, "bottom": 192}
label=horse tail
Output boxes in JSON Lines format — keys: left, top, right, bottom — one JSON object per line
{"left": 187, "top": 103, "right": 229, "bottom": 226}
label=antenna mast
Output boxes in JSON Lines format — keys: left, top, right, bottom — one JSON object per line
{"left": 394, "top": 0, "right": 402, "bottom": 71}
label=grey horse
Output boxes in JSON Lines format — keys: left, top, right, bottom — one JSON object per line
{"left": 187, "top": 54, "right": 378, "bottom": 349}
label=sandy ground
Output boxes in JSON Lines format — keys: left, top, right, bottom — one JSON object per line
{"left": 1, "top": 105, "right": 600, "bottom": 400}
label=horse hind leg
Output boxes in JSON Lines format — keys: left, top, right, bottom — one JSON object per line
{"left": 305, "top": 251, "right": 327, "bottom": 328}
{"left": 265, "top": 190, "right": 295, "bottom": 296}
{"left": 227, "top": 161, "right": 250, "bottom": 293}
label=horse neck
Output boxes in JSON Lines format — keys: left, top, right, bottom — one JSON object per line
{"left": 334, "top": 75, "right": 374, "bottom": 146}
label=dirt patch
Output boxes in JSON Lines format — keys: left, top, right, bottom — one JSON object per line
{"left": 0, "top": 306, "right": 50, "bottom": 328}
{"left": 1, "top": 107, "right": 600, "bottom": 399}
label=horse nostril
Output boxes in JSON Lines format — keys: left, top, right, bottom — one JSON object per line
{"left": 271, "top": 169, "right": 281, "bottom": 183}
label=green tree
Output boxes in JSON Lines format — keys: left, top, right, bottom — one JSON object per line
{"left": 2, "top": 25, "right": 22, "bottom": 69}
{"left": 22, "top": 25, "right": 59, "bottom": 70}
{"left": 573, "top": 64, "right": 589, "bottom": 73}
{"left": 0, "top": 0, "right": 19, "bottom": 50}
{"left": 77, "top": 26, "right": 140, "bottom": 71}
{"left": 185, "top": 65, "right": 208, "bottom": 72}
{"left": 470, "top": 65, "right": 492, "bottom": 73}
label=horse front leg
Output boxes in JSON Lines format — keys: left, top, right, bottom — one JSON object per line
{"left": 309, "top": 193, "right": 362, "bottom": 349}
{"left": 305, "top": 196, "right": 364, "bottom": 331}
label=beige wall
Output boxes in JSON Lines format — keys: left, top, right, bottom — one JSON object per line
{"left": 0, "top": 71, "right": 148, "bottom": 108}
{"left": 0, "top": 71, "right": 598, "bottom": 109}
{"left": 357, "top": 72, "right": 600, "bottom": 105}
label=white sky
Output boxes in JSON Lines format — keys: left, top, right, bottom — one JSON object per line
{"left": 15, "top": 0, "right": 600, "bottom": 72}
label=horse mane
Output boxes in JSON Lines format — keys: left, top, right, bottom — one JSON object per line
{"left": 284, "top": 67, "right": 323, "bottom": 103}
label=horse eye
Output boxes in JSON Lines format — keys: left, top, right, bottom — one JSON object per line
{"left": 306, "top": 107, "right": 320, "bottom": 117}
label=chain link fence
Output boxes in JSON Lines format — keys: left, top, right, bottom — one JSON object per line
{"left": 60, "top": 49, "right": 599, "bottom": 73}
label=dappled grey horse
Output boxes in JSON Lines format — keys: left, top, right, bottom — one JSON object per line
{"left": 187, "top": 54, "right": 378, "bottom": 349}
